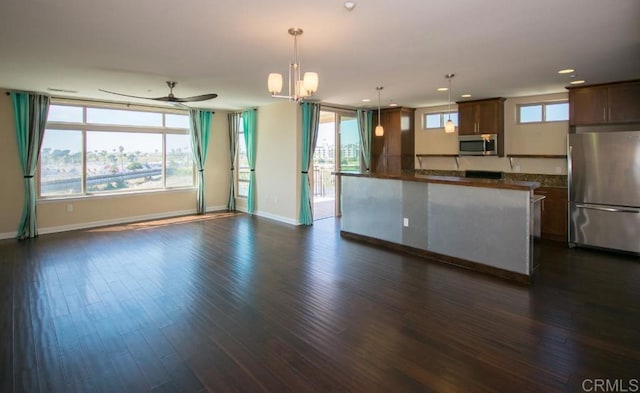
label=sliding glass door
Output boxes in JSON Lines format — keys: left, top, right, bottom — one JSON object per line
{"left": 313, "top": 109, "right": 360, "bottom": 220}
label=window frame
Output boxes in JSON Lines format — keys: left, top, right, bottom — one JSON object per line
{"left": 517, "top": 101, "right": 569, "bottom": 124}
{"left": 236, "top": 115, "right": 250, "bottom": 198}
{"left": 39, "top": 100, "right": 194, "bottom": 200}
{"left": 422, "top": 111, "right": 458, "bottom": 130}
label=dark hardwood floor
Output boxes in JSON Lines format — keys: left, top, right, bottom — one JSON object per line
{"left": 0, "top": 212, "right": 638, "bottom": 393}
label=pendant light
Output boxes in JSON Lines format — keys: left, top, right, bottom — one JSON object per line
{"left": 444, "top": 74, "right": 456, "bottom": 133}
{"left": 268, "top": 28, "right": 319, "bottom": 102}
{"left": 375, "top": 86, "right": 384, "bottom": 137}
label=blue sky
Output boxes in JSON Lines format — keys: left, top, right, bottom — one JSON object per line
{"left": 318, "top": 118, "right": 359, "bottom": 146}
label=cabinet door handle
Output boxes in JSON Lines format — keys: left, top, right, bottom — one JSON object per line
{"left": 603, "top": 107, "right": 607, "bottom": 121}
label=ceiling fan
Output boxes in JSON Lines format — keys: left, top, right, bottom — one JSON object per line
{"left": 99, "top": 81, "right": 218, "bottom": 103}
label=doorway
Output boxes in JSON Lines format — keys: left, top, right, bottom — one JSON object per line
{"left": 313, "top": 109, "right": 360, "bottom": 220}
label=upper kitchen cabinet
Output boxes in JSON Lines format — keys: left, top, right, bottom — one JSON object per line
{"left": 372, "top": 107, "right": 415, "bottom": 174}
{"left": 568, "top": 80, "right": 640, "bottom": 126}
{"left": 457, "top": 98, "right": 506, "bottom": 135}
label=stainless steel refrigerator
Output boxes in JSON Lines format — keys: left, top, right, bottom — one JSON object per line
{"left": 569, "top": 131, "right": 640, "bottom": 254}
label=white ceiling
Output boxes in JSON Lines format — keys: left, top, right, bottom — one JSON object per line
{"left": 1, "top": 0, "right": 639, "bottom": 111}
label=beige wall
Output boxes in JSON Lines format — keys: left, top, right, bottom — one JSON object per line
{"left": 505, "top": 93, "right": 568, "bottom": 155}
{"left": 235, "top": 102, "right": 300, "bottom": 224}
{"left": 0, "top": 88, "right": 230, "bottom": 238}
{"left": 414, "top": 93, "right": 569, "bottom": 175}
{"left": 415, "top": 103, "right": 459, "bottom": 156}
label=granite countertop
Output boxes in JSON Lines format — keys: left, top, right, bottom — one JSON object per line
{"left": 333, "top": 171, "right": 539, "bottom": 191}
{"left": 414, "top": 169, "right": 567, "bottom": 188}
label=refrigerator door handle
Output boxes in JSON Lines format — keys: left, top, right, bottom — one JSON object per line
{"left": 574, "top": 204, "right": 640, "bottom": 214}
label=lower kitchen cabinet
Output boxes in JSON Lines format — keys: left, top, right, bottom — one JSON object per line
{"left": 535, "top": 187, "right": 568, "bottom": 242}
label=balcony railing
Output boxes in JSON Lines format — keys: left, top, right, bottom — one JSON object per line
{"left": 313, "top": 165, "right": 335, "bottom": 198}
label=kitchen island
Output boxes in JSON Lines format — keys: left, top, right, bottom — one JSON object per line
{"left": 336, "top": 172, "right": 540, "bottom": 283}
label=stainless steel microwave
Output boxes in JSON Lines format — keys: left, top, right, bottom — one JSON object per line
{"left": 458, "top": 134, "right": 498, "bottom": 156}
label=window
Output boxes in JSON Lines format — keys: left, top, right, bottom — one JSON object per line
{"left": 338, "top": 115, "right": 360, "bottom": 172}
{"left": 237, "top": 117, "right": 250, "bottom": 198}
{"left": 166, "top": 134, "right": 193, "bottom": 188}
{"left": 545, "top": 102, "right": 570, "bottom": 122}
{"left": 40, "top": 130, "right": 83, "bottom": 196}
{"left": 40, "top": 103, "right": 193, "bottom": 198}
{"left": 518, "top": 102, "right": 569, "bottom": 123}
{"left": 423, "top": 111, "right": 458, "bottom": 129}
{"left": 85, "top": 131, "right": 163, "bottom": 193}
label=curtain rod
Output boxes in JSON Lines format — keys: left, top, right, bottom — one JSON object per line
{"left": 6, "top": 92, "right": 364, "bottom": 113}
{"left": 4, "top": 90, "right": 50, "bottom": 96}
{"left": 4, "top": 92, "right": 196, "bottom": 113}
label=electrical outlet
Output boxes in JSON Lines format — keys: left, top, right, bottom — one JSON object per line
{"left": 403, "top": 218, "right": 409, "bottom": 227}
{"left": 66, "top": 204, "right": 73, "bottom": 213}
{"left": 555, "top": 166, "right": 562, "bottom": 174}
{"left": 514, "top": 165, "right": 521, "bottom": 172}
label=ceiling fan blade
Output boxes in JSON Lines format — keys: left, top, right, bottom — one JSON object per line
{"left": 98, "top": 88, "right": 164, "bottom": 101}
{"left": 165, "top": 93, "right": 218, "bottom": 103}
{"left": 99, "top": 86, "right": 217, "bottom": 103}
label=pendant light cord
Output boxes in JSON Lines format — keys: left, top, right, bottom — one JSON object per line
{"left": 445, "top": 74, "right": 454, "bottom": 121}
{"left": 448, "top": 77, "right": 451, "bottom": 121}
{"left": 377, "top": 86, "right": 382, "bottom": 127}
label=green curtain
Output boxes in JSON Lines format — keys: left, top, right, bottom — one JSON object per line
{"left": 11, "top": 92, "right": 51, "bottom": 239}
{"left": 189, "top": 109, "right": 213, "bottom": 214}
{"left": 242, "top": 109, "right": 257, "bottom": 213}
{"left": 299, "top": 102, "right": 321, "bottom": 225}
{"left": 356, "top": 109, "right": 373, "bottom": 171}
{"left": 227, "top": 112, "right": 241, "bottom": 211}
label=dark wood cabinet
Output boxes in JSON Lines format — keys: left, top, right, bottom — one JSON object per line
{"left": 608, "top": 82, "right": 640, "bottom": 123}
{"left": 568, "top": 80, "right": 640, "bottom": 126}
{"left": 372, "top": 107, "right": 415, "bottom": 174}
{"left": 457, "top": 104, "right": 477, "bottom": 136}
{"left": 457, "top": 98, "right": 505, "bottom": 135}
{"left": 535, "top": 187, "right": 568, "bottom": 242}
{"left": 456, "top": 97, "right": 505, "bottom": 156}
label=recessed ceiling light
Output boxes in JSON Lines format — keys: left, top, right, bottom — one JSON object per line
{"left": 461, "top": 94, "right": 472, "bottom": 98}
{"left": 558, "top": 68, "right": 575, "bottom": 74}
{"left": 570, "top": 80, "right": 586, "bottom": 85}
{"left": 389, "top": 103, "right": 398, "bottom": 107}
{"left": 344, "top": 1, "right": 356, "bottom": 11}
{"left": 362, "top": 98, "right": 371, "bottom": 102}
{"left": 437, "top": 87, "right": 448, "bottom": 92}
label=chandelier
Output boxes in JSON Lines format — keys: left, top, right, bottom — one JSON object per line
{"left": 267, "top": 28, "right": 318, "bottom": 102}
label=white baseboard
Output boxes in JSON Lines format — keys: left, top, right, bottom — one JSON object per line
{"left": 0, "top": 205, "right": 276, "bottom": 240}
{"left": 253, "top": 210, "right": 299, "bottom": 226}
{"left": 235, "top": 205, "right": 298, "bottom": 226}
{"left": 37, "top": 209, "right": 199, "bottom": 235}
{"left": 38, "top": 206, "right": 229, "bottom": 236}
{"left": 0, "top": 231, "right": 16, "bottom": 241}
{"left": 206, "top": 205, "right": 228, "bottom": 213}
